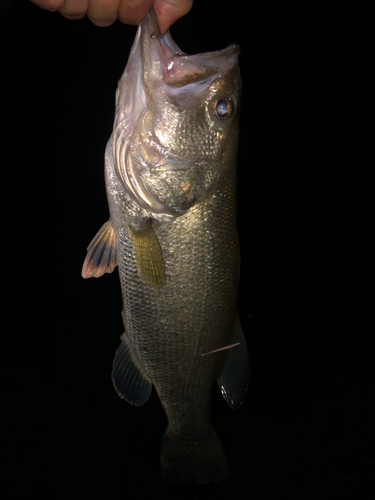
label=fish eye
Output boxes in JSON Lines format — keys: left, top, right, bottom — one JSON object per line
{"left": 212, "top": 97, "right": 234, "bottom": 120}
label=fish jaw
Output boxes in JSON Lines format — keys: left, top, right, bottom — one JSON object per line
{"left": 140, "top": 9, "right": 239, "bottom": 83}
{"left": 112, "top": 7, "right": 242, "bottom": 217}
{"left": 140, "top": 7, "right": 241, "bottom": 108}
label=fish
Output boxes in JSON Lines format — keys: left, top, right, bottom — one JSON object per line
{"left": 82, "top": 7, "right": 249, "bottom": 484}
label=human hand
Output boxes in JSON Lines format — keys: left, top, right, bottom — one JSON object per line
{"left": 30, "top": 0, "right": 193, "bottom": 33}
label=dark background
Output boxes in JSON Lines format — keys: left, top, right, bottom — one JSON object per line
{"left": 1, "top": 1, "right": 371, "bottom": 499}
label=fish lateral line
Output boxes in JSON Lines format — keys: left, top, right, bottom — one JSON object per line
{"left": 200, "top": 342, "right": 240, "bottom": 357}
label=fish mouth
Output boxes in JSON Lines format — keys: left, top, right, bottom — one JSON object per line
{"left": 141, "top": 8, "right": 240, "bottom": 92}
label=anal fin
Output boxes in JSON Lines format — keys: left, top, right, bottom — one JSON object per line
{"left": 217, "top": 314, "right": 250, "bottom": 411}
{"left": 111, "top": 332, "right": 152, "bottom": 406}
{"left": 82, "top": 220, "right": 117, "bottom": 278}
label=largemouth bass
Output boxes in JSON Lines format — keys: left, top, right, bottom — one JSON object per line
{"left": 82, "top": 8, "right": 249, "bottom": 484}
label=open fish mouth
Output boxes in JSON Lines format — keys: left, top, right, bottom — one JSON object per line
{"left": 141, "top": 8, "right": 241, "bottom": 92}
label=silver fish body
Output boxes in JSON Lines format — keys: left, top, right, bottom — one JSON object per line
{"left": 82, "top": 8, "right": 249, "bottom": 484}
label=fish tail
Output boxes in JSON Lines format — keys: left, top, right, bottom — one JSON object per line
{"left": 160, "top": 426, "right": 229, "bottom": 484}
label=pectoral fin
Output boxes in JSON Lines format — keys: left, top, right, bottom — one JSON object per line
{"left": 82, "top": 221, "right": 117, "bottom": 279}
{"left": 129, "top": 221, "right": 165, "bottom": 288}
{"left": 216, "top": 314, "right": 250, "bottom": 411}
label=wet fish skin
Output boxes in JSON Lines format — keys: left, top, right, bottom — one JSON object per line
{"left": 82, "top": 8, "right": 249, "bottom": 484}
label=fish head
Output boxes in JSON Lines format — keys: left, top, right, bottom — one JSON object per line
{"left": 113, "top": 8, "right": 242, "bottom": 216}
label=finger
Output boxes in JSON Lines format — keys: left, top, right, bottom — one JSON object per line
{"left": 118, "top": 0, "right": 153, "bottom": 26}
{"left": 58, "top": 0, "right": 88, "bottom": 20}
{"left": 87, "top": 0, "right": 122, "bottom": 27}
{"left": 30, "top": 0, "right": 65, "bottom": 12}
{"left": 153, "top": 0, "right": 193, "bottom": 33}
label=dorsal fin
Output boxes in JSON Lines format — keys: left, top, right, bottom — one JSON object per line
{"left": 216, "top": 314, "right": 250, "bottom": 411}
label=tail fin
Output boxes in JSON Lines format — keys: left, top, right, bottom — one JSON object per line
{"left": 160, "top": 426, "right": 229, "bottom": 484}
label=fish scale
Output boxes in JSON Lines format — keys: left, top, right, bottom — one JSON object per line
{"left": 107, "top": 135, "right": 238, "bottom": 433}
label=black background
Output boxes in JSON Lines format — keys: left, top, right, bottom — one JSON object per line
{"left": 1, "top": 1, "right": 371, "bottom": 499}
